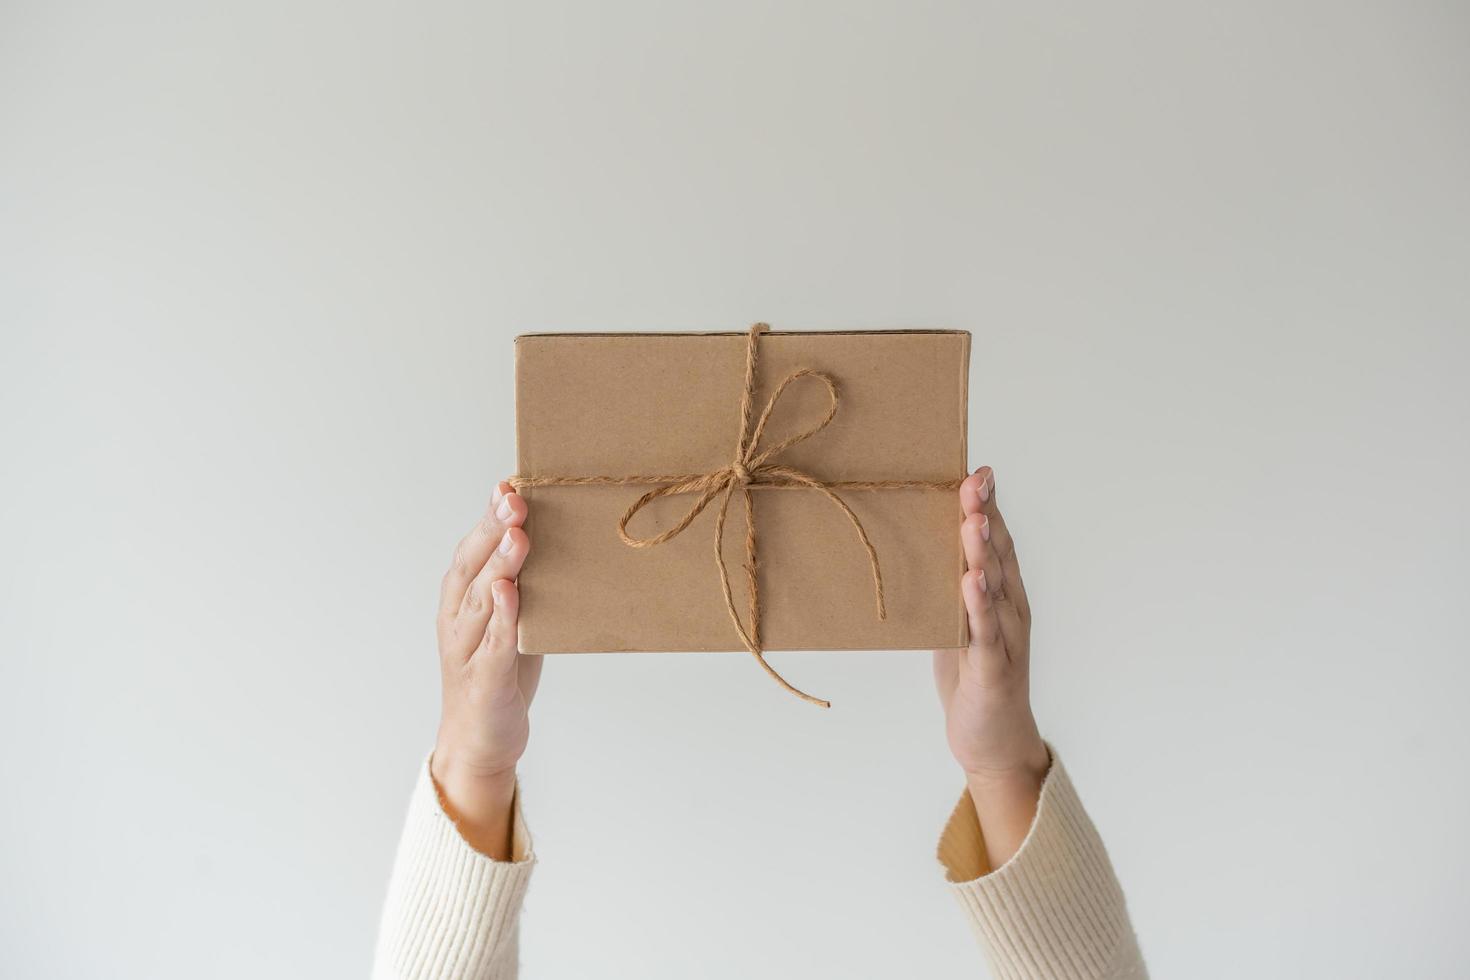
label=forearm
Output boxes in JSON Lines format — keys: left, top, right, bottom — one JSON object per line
{"left": 964, "top": 752, "right": 1049, "bottom": 870}
{"left": 373, "top": 755, "right": 535, "bottom": 980}
{"left": 430, "top": 747, "right": 518, "bottom": 861}
{"left": 939, "top": 747, "right": 1147, "bottom": 979}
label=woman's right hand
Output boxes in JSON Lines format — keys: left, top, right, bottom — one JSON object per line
{"left": 430, "top": 479, "right": 541, "bottom": 859}
{"left": 933, "top": 466, "right": 1049, "bottom": 870}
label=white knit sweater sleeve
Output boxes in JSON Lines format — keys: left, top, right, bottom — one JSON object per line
{"left": 371, "top": 756, "right": 535, "bottom": 980}
{"left": 936, "top": 747, "right": 1147, "bottom": 979}
{"left": 373, "top": 746, "right": 1142, "bottom": 979}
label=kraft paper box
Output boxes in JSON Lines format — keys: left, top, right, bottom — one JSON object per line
{"left": 512, "top": 328, "right": 970, "bottom": 659}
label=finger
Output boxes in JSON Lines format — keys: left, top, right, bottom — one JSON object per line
{"left": 439, "top": 482, "right": 527, "bottom": 619}
{"left": 961, "top": 569, "right": 1010, "bottom": 680}
{"left": 459, "top": 522, "right": 531, "bottom": 618}
{"left": 453, "top": 525, "right": 531, "bottom": 648}
{"left": 976, "top": 471, "right": 1030, "bottom": 625}
{"left": 959, "top": 465, "right": 989, "bottom": 518}
{"left": 961, "top": 510, "right": 988, "bottom": 572}
{"left": 475, "top": 578, "right": 521, "bottom": 671}
{"left": 968, "top": 509, "right": 1027, "bottom": 654}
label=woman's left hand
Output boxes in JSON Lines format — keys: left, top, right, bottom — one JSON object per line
{"left": 933, "top": 465, "right": 1050, "bottom": 869}
{"left": 432, "top": 479, "right": 540, "bottom": 860}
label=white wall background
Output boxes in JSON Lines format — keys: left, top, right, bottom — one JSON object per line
{"left": 3, "top": 2, "right": 1468, "bottom": 977}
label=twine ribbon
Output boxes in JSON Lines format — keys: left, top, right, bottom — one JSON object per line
{"left": 511, "top": 323, "right": 960, "bottom": 707}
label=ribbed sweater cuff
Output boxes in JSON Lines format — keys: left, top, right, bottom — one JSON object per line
{"left": 372, "top": 756, "right": 536, "bottom": 980}
{"left": 937, "top": 749, "right": 1145, "bottom": 980}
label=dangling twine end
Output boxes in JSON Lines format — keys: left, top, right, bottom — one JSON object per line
{"left": 751, "top": 651, "right": 832, "bottom": 708}
{"left": 750, "top": 322, "right": 770, "bottom": 335}
{"left": 794, "top": 690, "right": 833, "bottom": 709}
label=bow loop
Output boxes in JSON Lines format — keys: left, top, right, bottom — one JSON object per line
{"left": 746, "top": 369, "right": 840, "bottom": 469}
{"left": 617, "top": 475, "right": 725, "bottom": 548}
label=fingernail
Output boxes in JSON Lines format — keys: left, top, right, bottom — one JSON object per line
{"left": 979, "top": 473, "right": 993, "bottom": 502}
{"left": 491, "top": 484, "right": 503, "bottom": 507}
{"left": 498, "top": 529, "right": 513, "bottom": 554}
{"left": 976, "top": 569, "right": 987, "bottom": 592}
{"left": 979, "top": 516, "right": 990, "bottom": 542}
{"left": 496, "top": 494, "right": 513, "bottom": 520}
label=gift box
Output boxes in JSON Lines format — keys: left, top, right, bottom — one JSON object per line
{"left": 511, "top": 324, "right": 970, "bottom": 705}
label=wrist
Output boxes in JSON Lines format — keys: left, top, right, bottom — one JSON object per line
{"left": 432, "top": 719, "right": 523, "bottom": 783}
{"left": 962, "top": 738, "right": 1050, "bottom": 795}
{"left": 964, "top": 760, "right": 1047, "bottom": 816}
{"left": 432, "top": 737, "right": 518, "bottom": 783}
{"left": 431, "top": 743, "right": 518, "bottom": 810}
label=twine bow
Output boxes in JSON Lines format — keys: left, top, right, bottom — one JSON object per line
{"left": 512, "top": 323, "right": 960, "bottom": 707}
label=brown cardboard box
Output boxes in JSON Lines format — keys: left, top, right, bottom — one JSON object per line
{"left": 512, "top": 326, "right": 970, "bottom": 672}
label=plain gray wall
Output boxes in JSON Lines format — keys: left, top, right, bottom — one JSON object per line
{"left": 3, "top": 2, "right": 1468, "bottom": 977}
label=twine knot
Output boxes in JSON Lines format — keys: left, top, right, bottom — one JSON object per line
{"left": 729, "top": 461, "right": 754, "bottom": 486}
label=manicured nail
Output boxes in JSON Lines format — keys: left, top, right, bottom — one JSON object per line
{"left": 491, "top": 484, "right": 503, "bottom": 507}
{"left": 978, "top": 474, "right": 992, "bottom": 503}
{"left": 496, "top": 494, "right": 513, "bottom": 520}
{"left": 979, "top": 516, "right": 990, "bottom": 542}
{"left": 976, "top": 569, "right": 987, "bottom": 592}
{"left": 498, "top": 529, "right": 513, "bottom": 554}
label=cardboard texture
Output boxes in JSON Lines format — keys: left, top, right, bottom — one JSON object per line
{"left": 513, "top": 328, "right": 970, "bottom": 656}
